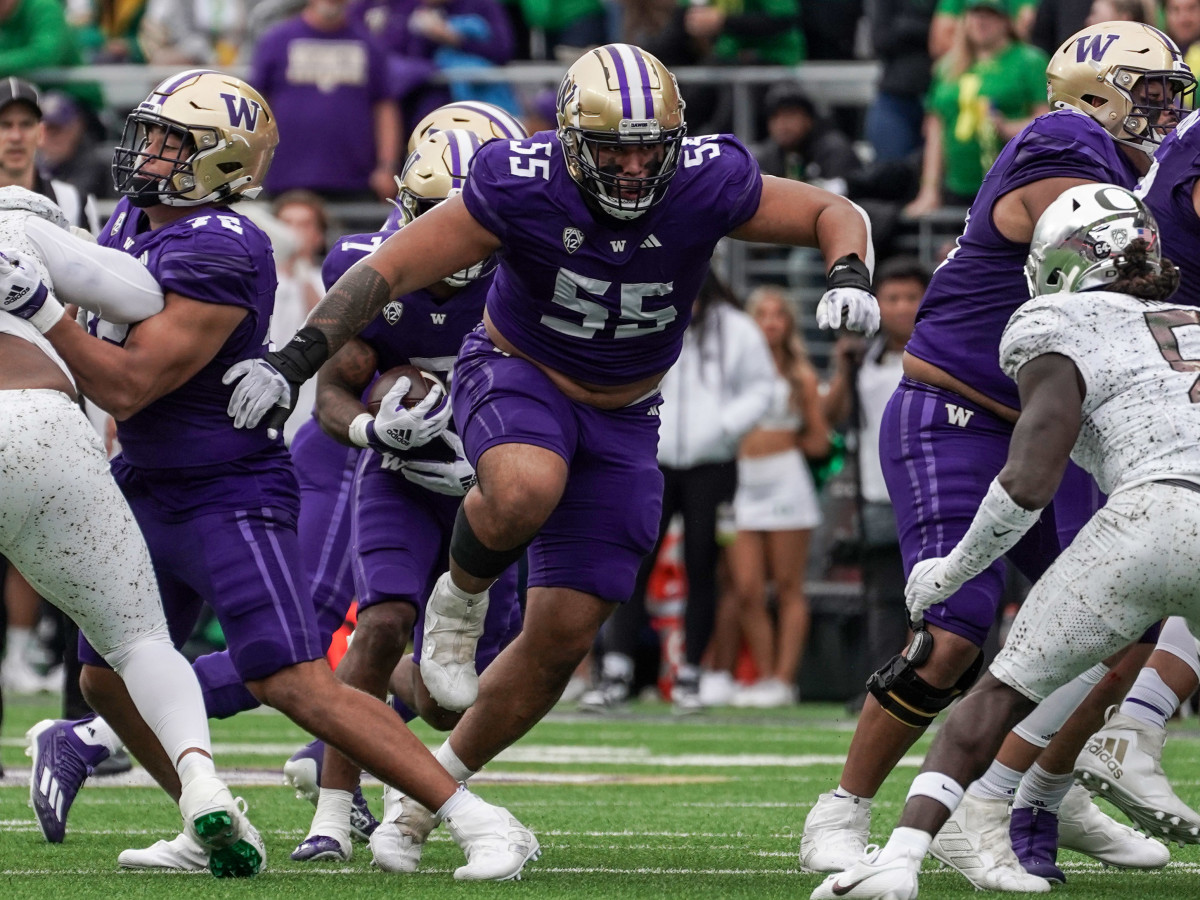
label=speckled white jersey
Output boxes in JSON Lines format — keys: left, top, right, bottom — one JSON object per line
{"left": 0, "top": 390, "right": 166, "bottom": 660}
{"left": 1000, "top": 290, "right": 1200, "bottom": 496}
{"left": 0, "top": 208, "right": 73, "bottom": 382}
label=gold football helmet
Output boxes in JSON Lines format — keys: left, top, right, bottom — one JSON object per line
{"left": 556, "top": 43, "right": 686, "bottom": 220}
{"left": 1047, "top": 22, "right": 1195, "bottom": 155}
{"left": 407, "top": 100, "right": 528, "bottom": 154}
{"left": 113, "top": 69, "right": 278, "bottom": 207}
{"left": 393, "top": 128, "right": 492, "bottom": 286}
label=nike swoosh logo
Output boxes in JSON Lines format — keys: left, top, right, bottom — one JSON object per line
{"left": 831, "top": 878, "right": 864, "bottom": 896}
{"left": 991, "top": 528, "right": 1012, "bottom": 538}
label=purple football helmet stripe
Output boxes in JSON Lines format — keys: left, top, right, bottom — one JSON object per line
{"left": 604, "top": 45, "right": 633, "bottom": 120}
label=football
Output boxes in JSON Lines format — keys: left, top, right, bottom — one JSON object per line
{"left": 366, "top": 364, "right": 441, "bottom": 415}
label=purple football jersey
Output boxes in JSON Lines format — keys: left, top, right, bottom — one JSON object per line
{"left": 905, "top": 111, "right": 1141, "bottom": 409}
{"left": 1141, "top": 109, "right": 1200, "bottom": 308}
{"left": 323, "top": 228, "right": 490, "bottom": 383}
{"left": 461, "top": 131, "right": 762, "bottom": 386}
{"left": 96, "top": 198, "right": 279, "bottom": 468}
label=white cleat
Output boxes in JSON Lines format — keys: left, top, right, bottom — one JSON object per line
{"left": 119, "top": 831, "right": 209, "bottom": 872}
{"left": 370, "top": 787, "right": 438, "bottom": 873}
{"left": 420, "top": 572, "right": 489, "bottom": 712}
{"left": 118, "top": 824, "right": 266, "bottom": 875}
{"left": 930, "top": 794, "right": 1051, "bottom": 892}
{"left": 178, "top": 776, "right": 264, "bottom": 877}
{"left": 443, "top": 794, "right": 540, "bottom": 881}
{"left": 800, "top": 791, "right": 872, "bottom": 873}
{"left": 1058, "top": 783, "right": 1169, "bottom": 868}
{"left": 811, "top": 847, "right": 920, "bottom": 900}
{"left": 1074, "top": 710, "right": 1200, "bottom": 845}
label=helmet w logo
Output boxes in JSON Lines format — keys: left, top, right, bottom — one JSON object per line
{"left": 1074, "top": 33, "right": 1119, "bottom": 63}
{"left": 220, "top": 93, "right": 261, "bottom": 131}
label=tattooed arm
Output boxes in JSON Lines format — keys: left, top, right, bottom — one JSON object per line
{"left": 308, "top": 195, "right": 501, "bottom": 357}
{"left": 224, "top": 196, "right": 499, "bottom": 434}
{"left": 315, "top": 337, "right": 380, "bottom": 445}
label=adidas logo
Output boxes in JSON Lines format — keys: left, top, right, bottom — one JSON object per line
{"left": 38, "top": 767, "right": 66, "bottom": 819}
{"left": 640, "top": 234, "right": 662, "bottom": 249}
{"left": 1085, "top": 735, "right": 1129, "bottom": 779}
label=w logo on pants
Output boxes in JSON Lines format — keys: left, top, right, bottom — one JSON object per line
{"left": 945, "top": 403, "right": 975, "bottom": 428}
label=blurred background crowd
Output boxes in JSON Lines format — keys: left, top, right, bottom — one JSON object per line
{"left": 5, "top": 0, "right": 1199, "bottom": 728}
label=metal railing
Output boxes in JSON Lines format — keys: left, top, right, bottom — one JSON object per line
{"left": 50, "top": 60, "right": 974, "bottom": 368}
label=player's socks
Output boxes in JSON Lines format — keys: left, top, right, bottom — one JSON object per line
{"left": 1121, "top": 668, "right": 1180, "bottom": 731}
{"left": 971, "top": 761, "right": 1023, "bottom": 802}
{"left": 73, "top": 716, "right": 122, "bottom": 756}
{"left": 1014, "top": 763, "right": 1074, "bottom": 813}
{"left": 436, "top": 739, "right": 476, "bottom": 783}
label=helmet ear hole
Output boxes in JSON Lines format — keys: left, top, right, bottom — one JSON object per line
{"left": 217, "top": 161, "right": 243, "bottom": 174}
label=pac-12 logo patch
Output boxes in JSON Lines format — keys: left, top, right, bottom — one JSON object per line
{"left": 562, "top": 227, "right": 584, "bottom": 254}
{"left": 382, "top": 300, "right": 404, "bottom": 325}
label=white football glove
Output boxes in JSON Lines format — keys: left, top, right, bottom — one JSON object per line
{"left": 816, "top": 287, "right": 880, "bottom": 336}
{"left": 905, "top": 556, "right": 958, "bottom": 623}
{"left": 223, "top": 357, "right": 293, "bottom": 434}
{"left": 401, "top": 431, "right": 476, "bottom": 496}
{"left": 0, "top": 248, "right": 63, "bottom": 332}
{"left": 371, "top": 377, "right": 451, "bottom": 451}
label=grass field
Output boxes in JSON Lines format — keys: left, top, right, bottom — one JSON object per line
{"left": 3, "top": 693, "right": 1200, "bottom": 899}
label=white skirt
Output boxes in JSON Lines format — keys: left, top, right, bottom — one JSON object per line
{"left": 734, "top": 448, "right": 822, "bottom": 532}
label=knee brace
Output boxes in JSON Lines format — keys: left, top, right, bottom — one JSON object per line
{"left": 866, "top": 631, "right": 985, "bottom": 728}
{"left": 450, "top": 504, "right": 530, "bottom": 580}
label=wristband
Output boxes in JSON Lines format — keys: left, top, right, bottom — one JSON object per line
{"left": 269, "top": 325, "right": 329, "bottom": 385}
{"left": 826, "top": 253, "right": 872, "bottom": 292}
{"left": 943, "top": 479, "right": 1042, "bottom": 584}
{"left": 348, "top": 413, "right": 374, "bottom": 449}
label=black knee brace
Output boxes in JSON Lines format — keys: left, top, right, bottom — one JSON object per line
{"left": 866, "top": 631, "right": 985, "bottom": 728}
{"left": 450, "top": 504, "right": 530, "bottom": 580}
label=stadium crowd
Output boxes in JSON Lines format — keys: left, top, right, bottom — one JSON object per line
{"left": 2, "top": 0, "right": 1200, "bottom": 892}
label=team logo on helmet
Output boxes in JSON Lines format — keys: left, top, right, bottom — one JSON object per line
{"left": 113, "top": 70, "right": 278, "bottom": 208}
{"left": 562, "top": 226, "right": 585, "bottom": 253}
{"left": 1047, "top": 22, "right": 1195, "bottom": 156}
{"left": 1025, "top": 184, "right": 1165, "bottom": 296}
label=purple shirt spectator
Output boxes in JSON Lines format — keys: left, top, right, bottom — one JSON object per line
{"left": 250, "top": 11, "right": 394, "bottom": 196}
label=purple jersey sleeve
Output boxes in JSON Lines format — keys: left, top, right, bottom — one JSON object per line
{"left": 1142, "top": 110, "right": 1200, "bottom": 309}
{"left": 322, "top": 230, "right": 389, "bottom": 290}
{"left": 904, "top": 110, "right": 1140, "bottom": 411}
{"left": 461, "top": 132, "right": 763, "bottom": 385}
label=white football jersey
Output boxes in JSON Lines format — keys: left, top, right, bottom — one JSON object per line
{"left": 0, "top": 206, "right": 72, "bottom": 384}
{"left": 1000, "top": 290, "right": 1200, "bottom": 496}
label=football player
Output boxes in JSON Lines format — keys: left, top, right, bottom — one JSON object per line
{"left": 278, "top": 101, "right": 529, "bottom": 850}
{"left": 0, "top": 187, "right": 262, "bottom": 876}
{"left": 286, "top": 128, "right": 523, "bottom": 865}
{"left": 799, "top": 22, "right": 1196, "bottom": 891}
{"left": 813, "top": 183, "right": 1200, "bottom": 900}
{"left": 226, "top": 42, "right": 878, "bottom": 868}
{"left": 18, "top": 70, "right": 537, "bottom": 881}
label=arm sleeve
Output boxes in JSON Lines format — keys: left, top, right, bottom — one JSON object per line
{"left": 25, "top": 216, "right": 164, "bottom": 324}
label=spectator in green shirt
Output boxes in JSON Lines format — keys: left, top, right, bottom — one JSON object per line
{"left": 0, "top": 0, "right": 103, "bottom": 112}
{"left": 930, "top": 0, "right": 1037, "bottom": 58}
{"left": 683, "top": 0, "right": 805, "bottom": 66}
{"left": 906, "top": 0, "right": 1049, "bottom": 215}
